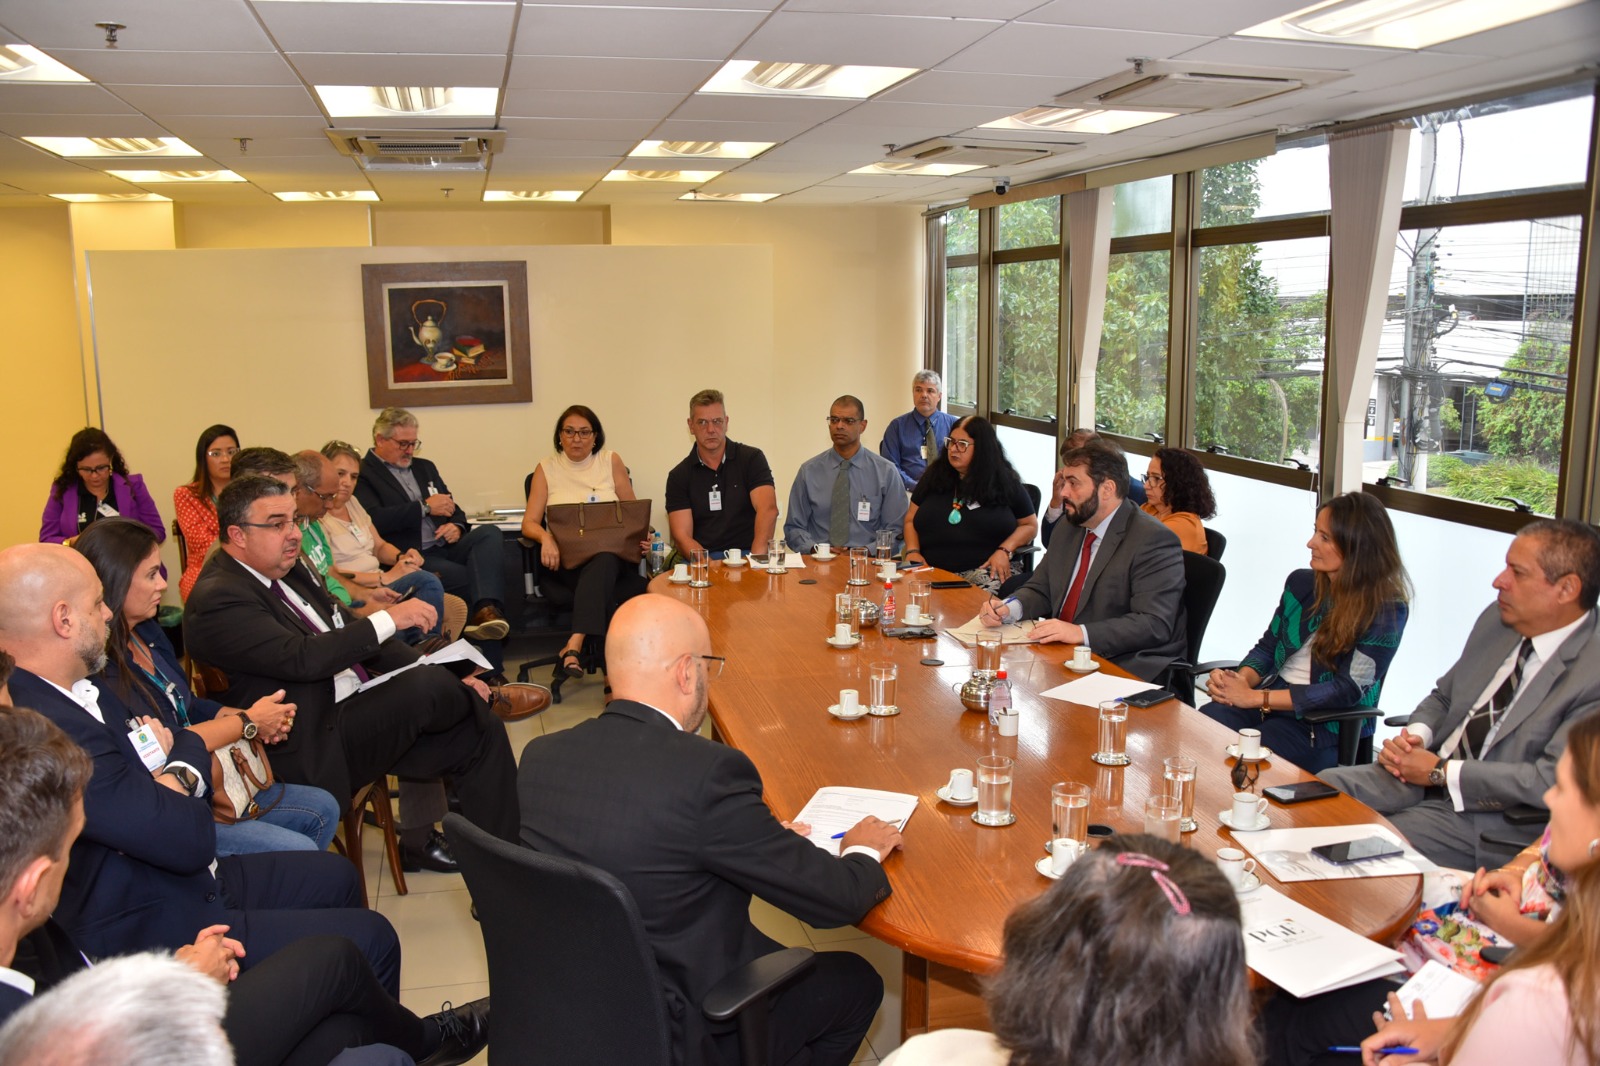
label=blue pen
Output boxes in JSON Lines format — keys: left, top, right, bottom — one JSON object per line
{"left": 1327, "top": 1047, "right": 1418, "bottom": 1056}
{"left": 830, "top": 831, "right": 846, "bottom": 840}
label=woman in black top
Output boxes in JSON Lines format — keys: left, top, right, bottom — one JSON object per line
{"left": 903, "top": 415, "right": 1037, "bottom": 593}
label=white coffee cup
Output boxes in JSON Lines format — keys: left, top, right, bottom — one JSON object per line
{"left": 997, "top": 709, "right": 1019, "bottom": 737}
{"left": 726, "top": 548, "right": 743, "bottom": 563}
{"left": 1238, "top": 728, "right": 1262, "bottom": 759}
{"left": 1215, "top": 846, "right": 1258, "bottom": 889}
{"left": 947, "top": 768, "right": 975, "bottom": 801}
{"left": 905, "top": 606, "right": 925, "bottom": 625}
{"left": 1230, "top": 792, "right": 1268, "bottom": 829}
{"left": 815, "top": 542, "right": 831, "bottom": 557}
{"left": 1072, "top": 645, "right": 1092, "bottom": 668}
{"left": 880, "top": 563, "right": 896, "bottom": 581}
{"left": 672, "top": 562, "right": 689, "bottom": 580}
{"left": 839, "top": 688, "right": 861, "bottom": 713}
{"left": 1050, "top": 838, "right": 1082, "bottom": 875}
{"left": 833, "top": 623, "right": 853, "bottom": 644}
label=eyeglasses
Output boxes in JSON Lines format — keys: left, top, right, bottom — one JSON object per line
{"left": 1115, "top": 852, "right": 1191, "bottom": 915}
{"left": 206, "top": 447, "right": 240, "bottom": 460}
{"left": 692, "top": 418, "right": 728, "bottom": 430}
{"left": 560, "top": 427, "right": 595, "bottom": 439}
{"left": 825, "top": 416, "right": 861, "bottom": 427}
{"left": 388, "top": 438, "right": 422, "bottom": 452}
{"left": 77, "top": 464, "right": 112, "bottom": 477}
{"left": 947, "top": 439, "right": 973, "bottom": 453}
{"left": 1145, "top": 472, "right": 1165, "bottom": 485}
{"left": 699, "top": 654, "right": 726, "bottom": 680}
{"left": 237, "top": 518, "right": 297, "bottom": 535}
{"left": 297, "top": 486, "right": 338, "bottom": 503}
{"left": 1230, "top": 758, "right": 1260, "bottom": 791}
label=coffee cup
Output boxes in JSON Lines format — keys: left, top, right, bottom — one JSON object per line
{"left": 726, "top": 548, "right": 743, "bottom": 563}
{"left": 833, "top": 623, "right": 854, "bottom": 644}
{"left": 839, "top": 689, "right": 861, "bottom": 714}
{"left": 946, "top": 768, "right": 975, "bottom": 801}
{"left": 996, "top": 708, "right": 1019, "bottom": 737}
{"left": 814, "top": 542, "right": 831, "bottom": 558}
{"left": 1072, "top": 645, "right": 1092, "bottom": 668}
{"left": 1216, "top": 846, "right": 1258, "bottom": 889}
{"left": 1050, "top": 839, "right": 1081, "bottom": 875}
{"left": 1238, "top": 728, "right": 1262, "bottom": 759}
{"left": 880, "top": 562, "right": 896, "bottom": 582}
{"left": 672, "top": 562, "right": 689, "bottom": 580}
{"left": 904, "top": 606, "right": 926, "bottom": 625}
{"left": 1230, "top": 792, "right": 1268, "bottom": 829}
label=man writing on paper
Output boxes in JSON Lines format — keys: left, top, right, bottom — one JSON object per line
{"left": 980, "top": 440, "right": 1185, "bottom": 682}
{"left": 1321, "top": 518, "right": 1600, "bottom": 868}
{"left": 518, "top": 595, "right": 901, "bottom": 1066}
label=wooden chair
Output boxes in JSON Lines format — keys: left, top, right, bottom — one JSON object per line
{"left": 333, "top": 776, "right": 408, "bottom": 901}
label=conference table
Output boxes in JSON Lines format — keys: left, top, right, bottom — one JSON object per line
{"left": 649, "top": 559, "right": 1422, "bottom": 1038}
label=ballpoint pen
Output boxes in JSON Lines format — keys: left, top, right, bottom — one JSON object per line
{"left": 1327, "top": 1047, "right": 1419, "bottom": 1056}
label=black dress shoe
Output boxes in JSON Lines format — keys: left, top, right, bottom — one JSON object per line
{"left": 400, "top": 830, "right": 459, "bottom": 873}
{"left": 417, "top": 997, "right": 490, "bottom": 1066}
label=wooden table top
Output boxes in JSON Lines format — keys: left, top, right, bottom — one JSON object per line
{"left": 651, "top": 559, "right": 1422, "bottom": 974}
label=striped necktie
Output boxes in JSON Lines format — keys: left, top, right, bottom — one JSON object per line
{"left": 1462, "top": 637, "right": 1533, "bottom": 759}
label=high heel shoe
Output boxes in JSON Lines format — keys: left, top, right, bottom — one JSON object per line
{"left": 557, "top": 648, "right": 584, "bottom": 679}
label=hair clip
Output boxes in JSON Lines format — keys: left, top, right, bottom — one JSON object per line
{"left": 1116, "top": 852, "right": 1192, "bottom": 915}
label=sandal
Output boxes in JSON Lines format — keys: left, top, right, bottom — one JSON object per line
{"left": 557, "top": 649, "right": 584, "bottom": 679}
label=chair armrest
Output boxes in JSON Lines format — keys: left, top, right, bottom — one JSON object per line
{"left": 1300, "top": 706, "right": 1385, "bottom": 726}
{"left": 1012, "top": 545, "right": 1040, "bottom": 557}
{"left": 703, "top": 947, "right": 816, "bottom": 1023}
{"left": 1481, "top": 826, "right": 1542, "bottom": 852}
{"left": 1192, "top": 659, "right": 1241, "bottom": 675}
{"left": 1479, "top": 945, "right": 1515, "bottom": 966}
{"left": 1383, "top": 714, "right": 1412, "bottom": 728}
{"left": 1503, "top": 803, "right": 1549, "bottom": 826}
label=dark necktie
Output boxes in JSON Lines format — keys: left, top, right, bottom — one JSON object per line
{"left": 1463, "top": 637, "right": 1533, "bottom": 759}
{"left": 271, "top": 580, "right": 371, "bottom": 683}
{"left": 922, "top": 419, "right": 935, "bottom": 460}
{"left": 830, "top": 459, "right": 852, "bottom": 545}
{"left": 1058, "top": 531, "right": 1097, "bottom": 623}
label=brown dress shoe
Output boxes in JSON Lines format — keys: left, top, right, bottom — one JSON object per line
{"left": 463, "top": 605, "right": 510, "bottom": 641}
{"left": 488, "top": 682, "right": 550, "bottom": 721}
{"left": 411, "top": 634, "right": 454, "bottom": 657}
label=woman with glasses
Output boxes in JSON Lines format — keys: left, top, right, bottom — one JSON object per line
{"left": 902, "top": 415, "right": 1037, "bottom": 594}
{"left": 39, "top": 427, "right": 165, "bottom": 548}
{"left": 522, "top": 405, "right": 648, "bottom": 683}
{"left": 1142, "top": 446, "right": 1216, "bottom": 555}
{"left": 172, "top": 424, "right": 239, "bottom": 601}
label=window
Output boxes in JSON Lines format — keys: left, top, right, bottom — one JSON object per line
{"left": 1096, "top": 250, "right": 1170, "bottom": 440}
{"left": 944, "top": 207, "right": 978, "bottom": 407}
{"left": 1111, "top": 175, "right": 1172, "bottom": 237}
{"left": 996, "top": 197, "right": 1060, "bottom": 250}
{"left": 1202, "top": 142, "right": 1329, "bottom": 224}
{"left": 994, "top": 199, "right": 1061, "bottom": 422}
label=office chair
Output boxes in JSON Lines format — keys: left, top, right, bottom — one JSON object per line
{"left": 994, "top": 483, "right": 1045, "bottom": 598}
{"left": 1204, "top": 527, "right": 1227, "bottom": 562}
{"left": 1160, "top": 551, "right": 1226, "bottom": 705}
{"left": 443, "top": 814, "right": 815, "bottom": 1066}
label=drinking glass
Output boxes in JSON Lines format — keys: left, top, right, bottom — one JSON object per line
{"left": 689, "top": 548, "right": 711, "bottom": 588}
{"left": 1163, "top": 756, "right": 1198, "bottom": 833}
{"left": 767, "top": 536, "right": 788, "bottom": 575}
{"left": 835, "top": 592, "right": 860, "bottom": 639}
{"left": 973, "top": 755, "right": 1015, "bottom": 827}
{"left": 874, "top": 528, "right": 896, "bottom": 565}
{"left": 974, "top": 632, "right": 1001, "bottom": 675}
{"left": 1091, "top": 700, "right": 1130, "bottom": 766}
{"left": 1143, "top": 795, "right": 1181, "bottom": 842}
{"left": 868, "top": 661, "right": 899, "bottom": 716}
{"left": 847, "top": 547, "right": 871, "bottom": 586}
{"left": 907, "top": 580, "right": 931, "bottom": 623}
{"left": 1050, "top": 782, "right": 1090, "bottom": 870}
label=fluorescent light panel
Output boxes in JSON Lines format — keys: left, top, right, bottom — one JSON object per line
{"left": 679, "top": 191, "right": 780, "bottom": 202}
{"left": 700, "top": 60, "right": 918, "bottom": 100}
{"left": 603, "top": 169, "right": 722, "bottom": 183}
{"left": 49, "top": 192, "right": 172, "bottom": 203}
{"left": 106, "top": 169, "right": 247, "bottom": 183}
{"left": 1239, "top": 0, "right": 1586, "bottom": 48}
{"left": 314, "top": 85, "right": 498, "bottom": 118}
{"left": 849, "top": 161, "right": 984, "bottom": 177}
{"left": 981, "top": 106, "right": 1175, "bottom": 135}
{"left": 0, "top": 44, "right": 89, "bottom": 83}
{"left": 24, "top": 136, "right": 202, "bottom": 158}
{"left": 273, "top": 190, "right": 380, "bottom": 202}
{"left": 630, "top": 140, "right": 774, "bottom": 160}
{"left": 483, "top": 190, "right": 584, "bottom": 202}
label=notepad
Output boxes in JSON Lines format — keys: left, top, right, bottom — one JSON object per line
{"left": 945, "top": 615, "right": 1038, "bottom": 645}
{"left": 792, "top": 786, "right": 918, "bottom": 857}
{"left": 1037, "top": 672, "right": 1159, "bottom": 705}
{"left": 1238, "top": 886, "right": 1405, "bottom": 998}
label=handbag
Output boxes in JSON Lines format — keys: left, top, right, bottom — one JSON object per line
{"left": 211, "top": 737, "right": 282, "bottom": 824}
{"left": 546, "top": 499, "right": 651, "bottom": 570}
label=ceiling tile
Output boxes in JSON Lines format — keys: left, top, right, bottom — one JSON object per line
{"left": 500, "top": 89, "right": 683, "bottom": 121}
{"left": 184, "top": 136, "right": 341, "bottom": 159}
{"left": 506, "top": 56, "right": 718, "bottom": 93}
{"left": 939, "top": 24, "right": 1213, "bottom": 78}
{"left": 251, "top": 1, "right": 516, "bottom": 55}
{"left": 668, "top": 94, "right": 857, "bottom": 124}
{"left": 1019, "top": 0, "right": 1307, "bottom": 37}
{"left": 783, "top": 0, "right": 1040, "bottom": 16}
{"left": 0, "top": 86, "right": 139, "bottom": 116}
{"left": 0, "top": 0, "right": 276, "bottom": 51}
{"left": 47, "top": 49, "right": 301, "bottom": 87}
{"left": 1171, "top": 36, "right": 1403, "bottom": 71}
{"left": 497, "top": 116, "right": 661, "bottom": 141}
{"left": 880, "top": 70, "right": 1083, "bottom": 108}
{"left": 651, "top": 118, "right": 815, "bottom": 142}
{"left": 285, "top": 52, "right": 508, "bottom": 86}
{"left": 491, "top": 138, "right": 634, "bottom": 158}
{"left": 158, "top": 115, "right": 338, "bottom": 138}
{"left": 1430, "top": 3, "right": 1600, "bottom": 58}
{"left": 829, "top": 100, "right": 1016, "bottom": 129}
{"left": 732, "top": 12, "right": 1001, "bottom": 68}
{"left": 513, "top": 7, "right": 769, "bottom": 61}
{"left": 111, "top": 85, "right": 323, "bottom": 118}
{"left": 0, "top": 114, "right": 170, "bottom": 137}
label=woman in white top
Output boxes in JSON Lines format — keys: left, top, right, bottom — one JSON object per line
{"left": 521, "top": 405, "right": 647, "bottom": 682}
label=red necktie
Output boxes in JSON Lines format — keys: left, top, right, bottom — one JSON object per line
{"left": 1058, "top": 531, "right": 1097, "bottom": 623}
{"left": 272, "top": 580, "right": 371, "bottom": 683}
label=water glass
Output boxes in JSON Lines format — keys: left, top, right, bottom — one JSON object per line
{"left": 875, "top": 528, "right": 895, "bottom": 564}
{"left": 767, "top": 536, "right": 788, "bottom": 575}
{"left": 973, "top": 755, "right": 1015, "bottom": 827}
{"left": 974, "top": 632, "right": 1002, "bottom": 675}
{"left": 1143, "top": 795, "right": 1181, "bottom": 842}
{"left": 689, "top": 548, "right": 711, "bottom": 588}
{"left": 847, "top": 546, "right": 871, "bottom": 586}
{"left": 835, "top": 592, "right": 860, "bottom": 638}
{"left": 868, "top": 661, "right": 899, "bottom": 716}
{"left": 907, "top": 580, "right": 931, "bottom": 623}
{"left": 1163, "top": 756, "right": 1198, "bottom": 833}
{"left": 1092, "top": 700, "right": 1130, "bottom": 766}
{"left": 1050, "top": 782, "right": 1091, "bottom": 873}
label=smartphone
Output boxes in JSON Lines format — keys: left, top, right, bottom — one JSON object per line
{"left": 1123, "top": 688, "right": 1174, "bottom": 708}
{"left": 1263, "top": 781, "right": 1339, "bottom": 805}
{"left": 394, "top": 585, "right": 417, "bottom": 603}
{"left": 931, "top": 580, "right": 968, "bottom": 589}
{"left": 1311, "top": 836, "right": 1405, "bottom": 865}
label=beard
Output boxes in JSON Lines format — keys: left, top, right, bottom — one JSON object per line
{"left": 76, "top": 628, "right": 108, "bottom": 677}
{"left": 1065, "top": 490, "right": 1101, "bottom": 528}
{"left": 683, "top": 668, "right": 710, "bottom": 735}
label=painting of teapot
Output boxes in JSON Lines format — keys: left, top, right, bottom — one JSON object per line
{"left": 409, "top": 298, "right": 446, "bottom": 358}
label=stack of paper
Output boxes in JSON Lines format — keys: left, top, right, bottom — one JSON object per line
{"left": 1240, "top": 825, "right": 1435, "bottom": 882}
{"left": 1239, "top": 886, "right": 1405, "bottom": 997}
{"left": 793, "top": 786, "right": 918, "bottom": 857}
{"left": 946, "top": 615, "right": 1038, "bottom": 645}
{"left": 1037, "top": 673, "right": 1159, "bottom": 705}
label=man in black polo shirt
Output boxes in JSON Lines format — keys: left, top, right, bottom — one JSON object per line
{"left": 664, "top": 389, "right": 778, "bottom": 559}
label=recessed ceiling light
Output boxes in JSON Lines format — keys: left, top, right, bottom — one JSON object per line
{"left": 106, "top": 169, "right": 247, "bottom": 183}
{"left": 849, "top": 161, "right": 985, "bottom": 177}
{"left": 678, "top": 191, "right": 780, "bottom": 202}
{"left": 631, "top": 139, "right": 775, "bottom": 160}
{"left": 0, "top": 44, "right": 89, "bottom": 83}
{"left": 482, "top": 190, "right": 584, "bottom": 202}
{"left": 700, "top": 60, "right": 919, "bottom": 100}
{"left": 603, "top": 169, "right": 722, "bottom": 183}
{"left": 49, "top": 192, "right": 173, "bottom": 203}
{"left": 24, "top": 136, "right": 202, "bottom": 158}
{"left": 314, "top": 85, "right": 498, "bottom": 118}
{"left": 1239, "top": 0, "right": 1585, "bottom": 48}
{"left": 273, "top": 190, "right": 380, "bottom": 202}
{"left": 981, "top": 106, "right": 1175, "bottom": 135}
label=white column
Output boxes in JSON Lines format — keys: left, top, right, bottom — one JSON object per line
{"left": 1066, "top": 187, "right": 1113, "bottom": 428}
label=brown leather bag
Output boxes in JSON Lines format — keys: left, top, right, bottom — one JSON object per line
{"left": 211, "top": 737, "right": 282, "bottom": 824}
{"left": 546, "top": 500, "right": 651, "bottom": 569}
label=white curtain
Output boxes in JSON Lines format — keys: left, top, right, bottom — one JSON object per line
{"left": 1066, "top": 186, "right": 1113, "bottom": 428}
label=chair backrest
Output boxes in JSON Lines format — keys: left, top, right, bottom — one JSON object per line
{"left": 1180, "top": 551, "right": 1226, "bottom": 663}
{"left": 1204, "top": 527, "right": 1226, "bottom": 561}
{"left": 443, "top": 814, "right": 672, "bottom": 1066}
{"left": 1022, "top": 482, "right": 1042, "bottom": 516}
{"left": 523, "top": 470, "right": 535, "bottom": 502}
{"left": 172, "top": 517, "right": 189, "bottom": 573}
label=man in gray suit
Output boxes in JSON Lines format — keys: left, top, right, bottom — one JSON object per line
{"left": 980, "top": 440, "right": 1185, "bottom": 681}
{"left": 1322, "top": 518, "right": 1600, "bottom": 869}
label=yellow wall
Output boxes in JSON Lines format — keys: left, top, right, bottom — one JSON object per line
{"left": 177, "top": 204, "right": 372, "bottom": 249}
{"left": 374, "top": 206, "right": 609, "bottom": 247}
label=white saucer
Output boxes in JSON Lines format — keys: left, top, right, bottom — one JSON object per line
{"left": 1232, "top": 871, "right": 1262, "bottom": 894}
{"left": 668, "top": 575, "right": 692, "bottom": 584}
{"left": 1225, "top": 743, "right": 1273, "bottom": 762}
{"left": 812, "top": 553, "right": 837, "bottom": 562}
{"left": 935, "top": 785, "right": 977, "bottom": 806}
{"left": 722, "top": 557, "right": 747, "bottom": 568}
{"left": 1218, "top": 810, "right": 1270, "bottom": 832}
{"left": 1064, "top": 661, "right": 1099, "bottom": 674}
{"left": 902, "top": 615, "right": 932, "bottom": 627}
{"left": 1035, "top": 856, "right": 1065, "bottom": 880}
{"left": 876, "top": 572, "right": 901, "bottom": 583}
{"left": 828, "top": 704, "right": 868, "bottom": 720}
{"left": 825, "top": 635, "right": 861, "bottom": 648}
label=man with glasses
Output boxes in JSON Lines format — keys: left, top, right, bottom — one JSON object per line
{"left": 519, "top": 594, "right": 901, "bottom": 1066}
{"left": 879, "top": 370, "right": 958, "bottom": 490}
{"left": 355, "top": 407, "right": 511, "bottom": 678}
{"left": 784, "top": 395, "right": 908, "bottom": 554}
{"left": 665, "top": 389, "right": 778, "bottom": 559}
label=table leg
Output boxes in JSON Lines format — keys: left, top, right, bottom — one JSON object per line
{"left": 900, "top": 954, "right": 990, "bottom": 1042}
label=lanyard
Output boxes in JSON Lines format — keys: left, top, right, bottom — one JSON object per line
{"left": 132, "top": 639, "right": 190, "bottom": 727}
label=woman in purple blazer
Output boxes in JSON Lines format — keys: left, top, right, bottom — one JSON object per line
{"left": 38, "top": 427, "right": 166, "bottom": 546}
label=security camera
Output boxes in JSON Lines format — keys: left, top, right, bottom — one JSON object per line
{"left": 993, "top": 178, "right": 1011, "bottom": 196}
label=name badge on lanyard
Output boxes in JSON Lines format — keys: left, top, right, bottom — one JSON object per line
{"left": 921, "top": 442, "right": 931, "bottom": 460}
{"left": 128, "top": 723, "right": 166, "bottom": 773}
{"left": 331, "top": 604, "right": 346, "bottom": 630}
{"left": 97, "top": 499, "right": 119, "bottom": 518}
{"left": 709, "top": 487, "right": 723, "bottom": 513}
{"left": 856, "top": 497, "right": 872, "bottom": 521}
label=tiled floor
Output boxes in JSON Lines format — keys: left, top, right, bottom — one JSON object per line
{"left": 375, "top": 644, "right": 904, "bottom": 1064}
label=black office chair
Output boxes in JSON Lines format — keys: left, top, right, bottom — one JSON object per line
{"left": 1204, "top": 527, "right": 1227, "bottom": 562}
{"left": 1160, "top": 551, "right": 1226, "bottom": 706}
{"left": 443, "top": 814, "right": 814, "bottom": 1066}
{"left": 995, "top": 484, "right": 1044, "bottom": 598}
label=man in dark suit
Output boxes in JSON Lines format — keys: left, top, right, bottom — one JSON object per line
{"left": 184, "top": 475, "right": 519, "bottom": 846}
{"left": 1322, "top": 519, "right": 1600, "bottom": 868}
{"left": 0, "top": 544, "right": 401, "bottom": 991}
{"left": 0, "top": 701, "right": 489, "bottom": 1065}
{"left": 519, "top": 594, "right": 901, "bottom": 1066}
{"left": 983, "top": 440, "right": 1185, "bottom": 681}
{"left": 352, "top": 406, "right": 510, "bottom": 674}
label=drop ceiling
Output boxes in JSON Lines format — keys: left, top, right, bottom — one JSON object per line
{"left": 0, "top": 0, "right": 1594, "bottom": 207}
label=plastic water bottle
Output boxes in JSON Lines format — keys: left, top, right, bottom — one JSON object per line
{"left": 882, "top": 580, "right": 895, "bottom": 625}
{"left": 989, "top": 669, "right": 1012, "bottom": 729}
{"left": 649, "top": 529, "right": 665, "bottom": 576}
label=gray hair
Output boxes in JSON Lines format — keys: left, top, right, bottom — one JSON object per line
{"left": 913, "top": 370, "right": 942, "bottom": 390}
{"left": 688, "top": 389, "right": 724, "bottom": 414}
{"left": 293, "top": 450, "right": 324, "bottom": 491}
{"left": 0, "top": 953, "right": 233, "bottom": 1066}
{"left": 320, "top": 439, "right": 362, "bottom": 465}
{"left": 1519, "top": 518, "right": 1600, "bottom": 610}
{"left": 373, "top": 407, "right": 418, "bottom": 440}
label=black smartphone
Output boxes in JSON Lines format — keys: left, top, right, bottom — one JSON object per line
{"left": 1263, "top": 781, "right": 1340, "bottom": 805}
{"left": 931, "top": 580, "right": 968, "bottom": 589}
{"left": 394, "top": 584, "right": 417, "bottom": 603}
{"left": 1311, "top": 836, "right": 1405, "bottom": 865}
{"left": 1123, "top": 688, "right": 1175, "bottom": 708}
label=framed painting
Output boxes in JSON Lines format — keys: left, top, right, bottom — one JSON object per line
{"left": 361, "top": 260, "right": 532, "bottom": 407}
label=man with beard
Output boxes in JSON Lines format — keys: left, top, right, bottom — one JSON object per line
{"left": 980, "top": 440, "right": 1185, "bottom": 681}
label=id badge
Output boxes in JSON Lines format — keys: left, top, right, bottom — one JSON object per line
{"left": 587, "top": 493, "right": 600, "bottom": 503}
{"left": 856, "top": 498, "right": 872, "bottom": 521}
{"left": 708, "top": 489, "right": 723, "bottom": 512}
{"left": 128, "top": 724, "right": 166, "bottom": 773}
{"left": 331, "top": 606, "right": 346, "bottom": 630}
{"left": 921, "top": 443, "right": 931, "bottom": 460}
{"left": 96, "top": 500, "right": 119, "bottom": 518}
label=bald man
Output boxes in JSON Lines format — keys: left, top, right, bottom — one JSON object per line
{"left": 518, "top": 595, "right": 900, "bottom": 1066}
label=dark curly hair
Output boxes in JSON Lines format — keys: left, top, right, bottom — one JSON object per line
{"left": 916, "top": 415, "right": 1023, "bottom": 507}
{"left": 53, "top": 428, "right": 130, "bottom": 491}
{"left": 1152, "top": 448, "right": 1217, "bottom": 520}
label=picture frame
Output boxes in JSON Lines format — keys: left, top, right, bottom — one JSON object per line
{"left": 361, "top": 260, "right": 532, "bottom": 408}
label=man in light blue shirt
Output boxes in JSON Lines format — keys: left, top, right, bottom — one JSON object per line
{"left": 879, "top": 370, "right": 959, "bottom": 490}
{"left": 785, "top": 396, "right": 908, "bottom": 553}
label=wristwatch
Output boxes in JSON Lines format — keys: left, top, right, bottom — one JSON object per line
{"left": 1427, "top": 760, "right": 1448, "bottom": 788}
{"left": 237, "top": 711, "right": 258, "bottom": 741}
{"left": 167, "top": 765, "right": 201, "bottom": 796}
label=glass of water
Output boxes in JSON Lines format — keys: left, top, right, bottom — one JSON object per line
{"left": 1050, "top": 782, "right": 1091, "bottom": 872}
{"left": 1092, "top": 700, "right": 1130, "bottom": 766}
{"left": 767, "top": 536, "right": 788, "bottom": 575}
{"left": 868, "top": 660, "right": 899, "bottom": 716}
{"left": 973, "top": 755, "right": 1015, "bottom": 827}
{"left": 689, "top": 548, "right": 711, "bottom": 588}
{"left": 1163, "top": 755, "right": 1198, "bottom": 833}
{"left": 1144, "top": 795, "right": 1181, "bottom": 842}
{"left": 847, "top": 546, "right": 871, "bottom": 586}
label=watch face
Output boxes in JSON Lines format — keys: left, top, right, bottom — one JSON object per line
{"left": 240, "top": 721, "right": 258, "bottom": 740}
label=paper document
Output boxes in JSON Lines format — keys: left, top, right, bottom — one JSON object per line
{"left": 355, "top": 639, "right": 493, "bottom": 693}
{"left": 1239, "top": 886, "right": 1405, "bottom": 998}
{"left": 792, "top": 786, "right": 918, "bottom": 857}
{"left": 1393, "top": 960, "right": 1482, "bottom": 1019}
{"left": 946, "top": 615, "right": 1038, "bottom": 645}
{"left": 1037, "top": 672, "right": 1159, "bottom": 705}
{"left": 1239, "top": 824, "right": 1435, "bottom": 883}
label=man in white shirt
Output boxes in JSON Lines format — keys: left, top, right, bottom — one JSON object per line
{"left": 1322, "top": 518, "right": 1600, "bottom": 868}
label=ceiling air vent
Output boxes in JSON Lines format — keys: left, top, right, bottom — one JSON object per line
{"left": 1059, "top": 60, "right": 1342, "bottom": 114}
{"left": 885, "top": 138, "right": 1067, "bottom": 168}
{"left": 325, "top": 129, "right": 506, "bottom": 172}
